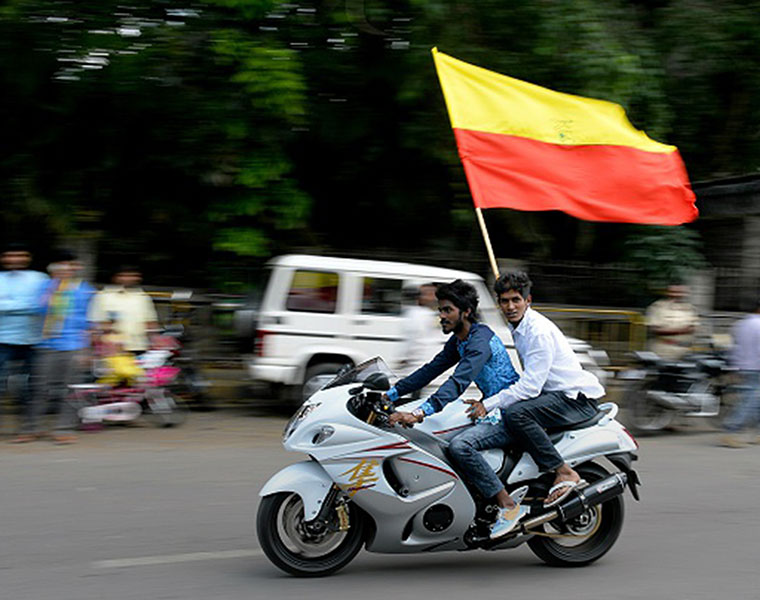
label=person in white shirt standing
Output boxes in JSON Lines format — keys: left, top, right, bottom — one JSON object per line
{"left": 398, "top": 284, "right": 446, "bottom": 381}
{"left": 467, "top": 272, "right": 604, "bottom": 535}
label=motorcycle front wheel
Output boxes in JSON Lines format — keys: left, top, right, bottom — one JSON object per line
{"left": 527, "top": 462, "right": 625, "bottom": 567}
{"left": 257, "top": 492, "right": 366, "bottom": 577}
{"left": 143, "top": 392, "right": 188, "bottom": 427}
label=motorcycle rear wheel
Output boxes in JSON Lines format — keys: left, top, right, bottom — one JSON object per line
{"left": 527, "top": 462, "right": 625, "bottom": 567}
{"left": 626, "top": 381, "right": 676, "bottom": 434}
{"left": 257, "top": 492, "right": 365, "bottom": 577}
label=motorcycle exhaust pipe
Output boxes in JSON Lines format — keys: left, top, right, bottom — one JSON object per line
{"left": 555, "top": 473, "right": 628, "bottom": 522}
{"left": 521, "top": 473, "right": 628, "bottom": 532}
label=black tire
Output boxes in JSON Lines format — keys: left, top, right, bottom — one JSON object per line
{"left": 175, "top": 368, "right": 216, "bottom": 411}
{"left": 626, "top": 380, "right": 675, "bottom": 435}
{"left": 143, "top": 391, "right": 188, "bottom": 427}
{"left": 256, "top": 492, "right": 366, "bottom": 577}
{"left": 527, "top": 462, "right": 625, "bottom": 567}
{"left": 300, "top": 362, "right": 345, "bottom": 403}
{"left": 710, "top": 381, "right": 741, "bottom": 430}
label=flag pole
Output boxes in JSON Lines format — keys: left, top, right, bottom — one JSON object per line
{"left": 475, "top": 207, "right": 500, "bottom": 280}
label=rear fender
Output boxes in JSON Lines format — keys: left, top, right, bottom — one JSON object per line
{"left": 606, "top": 452, "right": 642, "bottom": 501}
{"left": 259, "top": 460, "right": 334, "bottom": 520}
{"left": 506, "top": 421, "right": 635, "bottom": 485}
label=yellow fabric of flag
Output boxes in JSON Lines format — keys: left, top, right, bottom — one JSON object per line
{"left": 432, "top": 48, "right": 674, "bottom": 153}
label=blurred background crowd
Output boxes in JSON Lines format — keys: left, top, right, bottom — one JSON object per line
{"left": 3, "top": 1, "right": 760, "bottom": 442}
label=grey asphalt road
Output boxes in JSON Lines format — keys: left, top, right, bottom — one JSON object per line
{"left": 2, "top": 410, "right": 759, "bottom": 600}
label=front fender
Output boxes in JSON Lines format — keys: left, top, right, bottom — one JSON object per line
{"left": 259, "top": 460, "right": 334, "bottom": 520}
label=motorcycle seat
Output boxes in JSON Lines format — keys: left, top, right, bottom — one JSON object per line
{"left": 546, "top": 411, "right": 605, "bottom": 441}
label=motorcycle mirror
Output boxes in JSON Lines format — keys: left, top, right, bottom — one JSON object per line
{"left": 363, "top": 372, "right": 390, "bottom": 391}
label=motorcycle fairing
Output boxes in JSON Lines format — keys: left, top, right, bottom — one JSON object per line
{"left": 320, "top": 446, "right": 476, "bottom": 553}
{"left": 258, "top": 460, "right": 334, "bottom": 521}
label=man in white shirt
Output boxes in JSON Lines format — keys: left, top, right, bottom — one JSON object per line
{"left": 398, "top": 284, "right": 446, "bottom": 380}
{"left": 467, "top": 272, "right": 604, "bottom": 532}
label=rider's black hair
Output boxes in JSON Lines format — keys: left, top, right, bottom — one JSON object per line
{"left": 436, "top": 279, "right": 478, "bottom": 322}
{"left": 494, "top": 271, "right": 532, "bottom": 299}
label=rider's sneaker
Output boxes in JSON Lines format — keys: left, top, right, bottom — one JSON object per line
{"left": 489, "top": 503, "right": 530, "bottom": 539}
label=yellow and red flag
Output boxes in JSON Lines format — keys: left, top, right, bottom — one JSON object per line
{"left": 432, "top": 49, "right": 698, "bottom": 225}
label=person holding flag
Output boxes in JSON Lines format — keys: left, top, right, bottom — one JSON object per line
{"left": 464, "top": 272, "right": 605, "bottom": 537}
{"left": 427, "top": 49, "right": 693, "bottom": 536}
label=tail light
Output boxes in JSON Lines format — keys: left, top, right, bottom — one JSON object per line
{"left": 622, "top": 426, "right": 640, "bottom": 450}
{"left": 254, "top": 330, "right": 270, "bottom": 357}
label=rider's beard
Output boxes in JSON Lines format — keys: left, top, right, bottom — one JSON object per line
{"left": 451, "top": 316, "right": 466, "bottom": 335}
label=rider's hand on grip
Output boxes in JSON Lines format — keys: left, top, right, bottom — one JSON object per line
{"left": 389, "top": 411, "right": 420, "bottom": 428}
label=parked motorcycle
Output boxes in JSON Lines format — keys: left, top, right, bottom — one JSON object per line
{"left": 619, "top": 350, "right": 737, "bottom": 434}
{"left": 256, "top": 358, "right": 641, "bottom": 576}
{"left": 162, "top": 325, "right": 214, "bottom": 411}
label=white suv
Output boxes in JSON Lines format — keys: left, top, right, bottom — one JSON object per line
{"left": 248, "top": 254, "right": 606, "bottom": 403}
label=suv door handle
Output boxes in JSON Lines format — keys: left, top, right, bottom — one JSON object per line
{"left": 353, "top": 319, "right": 368, "bottom": 325}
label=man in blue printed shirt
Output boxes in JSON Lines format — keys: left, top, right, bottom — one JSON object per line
{"left": 387, "top": 279, "right": 527, "bottom": 538}
{"left": 30, "top": 251, "right": 95, "bottom": 443}
{"left": 0, "top": 243, "right": 48, "bottom": 441}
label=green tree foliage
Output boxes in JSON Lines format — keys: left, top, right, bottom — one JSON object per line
{"left": 0, "top": 0, "right": 309, "bottom": 282}
{"left": 656, "top": 0, "right": 760, "bottom": 177}
{"left": 623, "top": 225, "right": 707, "bottom": 292}
{"left": 2, "top": 0, "right": 752, "bottom": 289}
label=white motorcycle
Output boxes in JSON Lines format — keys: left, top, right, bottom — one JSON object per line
{"left": 256, "top": 358, "right": 641, "bottom": 576}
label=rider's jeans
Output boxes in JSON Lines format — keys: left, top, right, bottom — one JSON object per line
{"left": 503, "top": 391, "right": 599, "bottom": 472}
{"left": 724, "top": 371, "right": 760, "bottom": 432}
{"left": 448, "top": 392, "right": 599, "bottom": 499}
{"left": 449, "top": 423, "right": 512, "bottom": 499}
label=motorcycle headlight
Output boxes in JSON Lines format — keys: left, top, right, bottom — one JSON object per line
{"left": 312, "top": 425, "right": 335, "bottom": 445}
{"left": 283, "top": 402, "right": 321, "bottom": 442}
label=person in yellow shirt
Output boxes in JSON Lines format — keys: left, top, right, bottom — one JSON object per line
{"left": 88, "top": 265, "right": 159, "bottom": 353}
{"left": 96, "top": 317, "right": 143, "bottom": 386}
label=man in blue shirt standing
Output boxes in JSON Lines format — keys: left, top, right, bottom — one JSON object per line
{"left": 387, "top": 279, "right": 526, "bottom": 538}
{"left": 30, "top": 251, "right": 95, "bottom": 443}
{"left": 0, "top": 243, "right": 48, "bottom": 442}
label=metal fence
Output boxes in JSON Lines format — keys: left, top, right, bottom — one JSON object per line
{"left": 534, "top": 305, "right": 647, "bottom": 366}
{"left": 146, "top": 290, "right": 248, "bottom": 366}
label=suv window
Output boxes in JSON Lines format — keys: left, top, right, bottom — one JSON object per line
{"left": 286, "top": 271, "right": 339, "bottom": 313}
{"left": 361, "top": 277, "right": 402, "bottom": 315}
